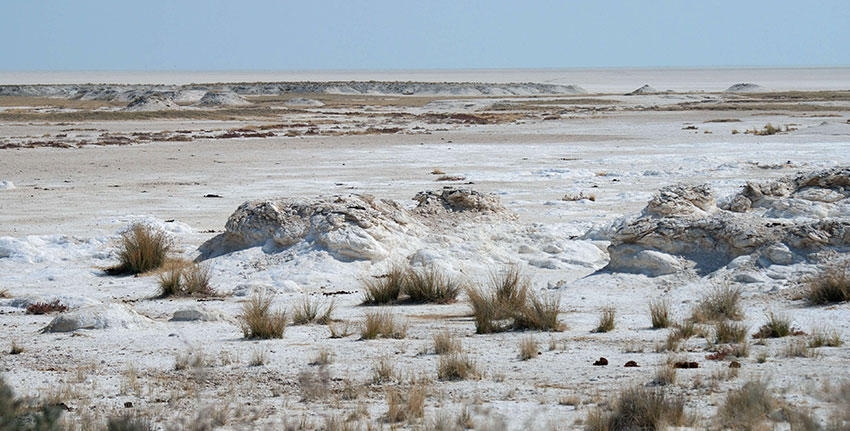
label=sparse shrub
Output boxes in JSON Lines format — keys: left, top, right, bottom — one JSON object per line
{"left": 691, "top": 285, "right": 743, "bottom": 322}
{"left": 361, "top": 264, "right": 406, "bottom": 305}
{"left": 174, "top": 349, "right": 206, "bottom": 370}
{"left": 239, "top": 292, "right": 286, "bottom": 339}
{"left": 438, "top": 354, "right": 479, "bottom": 381}
{"left": 752, "top": 311, "right": 794, "bottom": 338}
{"left": 310, "top": 348, "right": 333, "bottom": 366}
{"left": 717, "top": 380, "right": 773, "bottom": 430}
{"left": 106, "top": 223, "right": 171, "bottom": 275}
{"left": 328, "top": 320, "right": 354, "bottom": 339}
{"left": 663, "top": 320, "right": 696, "bottom": 352}
{"left": 806, "top": 260, "right": 850, "bottom": 305}
{"left": 158, "top": 261, "right": 215, "bottom": 297}
{"left": 361, "top": 311, "right": 407, "bottom": 340}
{"left": 519, "top": 336, "right": 538, "bottom": 360}
{"left": 651, "top": 364, "right": 677, "bottom": 386}
{"left": 25, "top": 300, "right": 67, "bottom": 315}
{"left": 249, "top": 347, "right": 268, "bottom": 366}
{"left": 386, "top": 385, "right": 426, "bottom": 423}
{"left": 714, "top": 320, "right": 748, "bottom": 344}
{"left": 107, "top": 413, "right": 154, "bottom": 431}
{"left": 298, "top": 366, "right": 330, "bottom": 402}
{"left": 372, "top": 355, "right": 398, "bottom": 384}
{"left": 594, "top": 307, "right": 616, "bottom": 333}
{"left": 784, "top": 338, "right": 816, "bottom": 358}
{"left": 585, "top": 386, "right": 685, "bottom": 431}
{"left": 467, "top": 265, "right": 561, "bottom": 333}
{"left": 433, "top": 330, "right": 461, "bottom": 355}
{"left": 291, "top": 295, "right": 335, "bottom": 325}
{"left": 404, "top": 265, "right": 462, "bottom": 304}
{"left": 649, "top": 299, "right": 671, "bottom": 329}
{"left": 809, "top": 326, "right": 842, "bottom": 347}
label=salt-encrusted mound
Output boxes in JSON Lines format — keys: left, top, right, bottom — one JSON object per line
{"left": 627, "top": 84, "right": 659, "bottom": 95}
{"left": 199, "top": 194, "right": 423, "bottom": 261}
{"left": 285, "top": 97, "right": 324, "bottom": 107}
{"left": 41, "top": 303, "right": 155, "bottom": 332}
{"left": 197, "top": 90, "right": 250, "bottom": 107}
{"left": 198, "top": 188, "right": 512, "bottom": 261}
{"left": 725, "top": 83, "right": 762, "bottom": 92}
{"left": 124, "top": 93, "right": 179, "bottom": 111}
{"left": 0, "top": 180, "right": 14, "bottom": 190}
{"left": 603, "top": 168, "right": 850, "bottom": 276}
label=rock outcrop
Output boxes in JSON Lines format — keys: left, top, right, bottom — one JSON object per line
{"left": 41, "top": 303, "right": 155, "bottom": 332}
{"left": 603, "top": 168, "right": 850, "bottom": 276}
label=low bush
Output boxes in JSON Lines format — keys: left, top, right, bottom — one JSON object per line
{"left": 361, "top": 264, "right": 406, "bottom": 305}
{"left": 714, "top": 320, "right": 748, "bottom": 344}
{"left": 404, "top": 265, "right": 462, "bottom": 304}
{"left": 716, "top": 380, "right": 773, "bottom": 430}
{"left": 752, "top": 312, "right": 795, "bottom": 339}
{"left": 239, "top": 292, "right": 286, "bottom": 339}
{"left": 158, "top": 261, "right": 215, "bottom": 297}
{"left": 586, "top": 386, "right": 685, "bottom": 431}
{"left": 106, "top": 224, "right": 171, "bottom": 275}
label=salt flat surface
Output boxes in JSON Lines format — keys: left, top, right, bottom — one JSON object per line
{"left": 1, "top": 74, "right": 850, "bottom": 429}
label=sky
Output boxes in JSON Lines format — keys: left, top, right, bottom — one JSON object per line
{"left": 1, "top": 0, "right": 848, "bottom": 71}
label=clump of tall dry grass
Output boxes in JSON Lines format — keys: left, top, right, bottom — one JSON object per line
{"left": 158, "top": 260, "right": 215, "bottom": 297}
{"left": 239, "top": 292, "right": 286, "bottom": 339}
{"left": 585, "top": 386, "right": 685, "bottom": 431}
{"left": 291, "top": 295, "right": 334, "bottom": 325}
{"left": 691, "top": 285, "right": 743, "bottom": 322}
{"left": 805, "top": 260, "right": 850, "bottom": 305}
{"left": 107, "top": 224, "right": 171, "bottom": 275}
{"left": 467, "top": 265, "right": 561, "bottom": 333}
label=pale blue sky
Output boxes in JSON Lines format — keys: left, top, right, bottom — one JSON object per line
{"left": 2, "top": 1, "right": 848, "bottom": 71}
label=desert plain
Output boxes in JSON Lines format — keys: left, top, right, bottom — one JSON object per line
{"left": 1, "top": 68, "right": 850, "bottom": 430}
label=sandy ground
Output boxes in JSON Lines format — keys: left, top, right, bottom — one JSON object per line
{"left": 1, "top": 79, "right": 850, "bottom": 430}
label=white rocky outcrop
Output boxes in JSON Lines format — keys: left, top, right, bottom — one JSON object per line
{"left": 41, "top": 303, "right": 156, "bottom": 332}
{"left": 602, "top": 168, "right": 850, "bottom": 276}
{"left": 197, "top": 91, "right": 250, "bottom": 107}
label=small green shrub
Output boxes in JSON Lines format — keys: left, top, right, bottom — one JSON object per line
{"left": 649, "top": 299, "right": 671, "bottom": 329}
{"left": 239, "top": 292, "right": 286, "bottom": 339}
{"left": 107, "top": 224, "right": 171, "bottom": 275}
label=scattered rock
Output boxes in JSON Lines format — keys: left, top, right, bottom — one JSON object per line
{"left": 593, "top": 357, "right": 608, "bottom": 366}
{"left": 41, "top": 303, "right": 155, "bottom": 332}
{"left": 170, "top": 306, "right": 229, "bottom": 322}
{"left": 624, "top": 360, "right": 639, "bottom": 367}
{"left": 673, "top": 361, "right": 699, "bottom": 369}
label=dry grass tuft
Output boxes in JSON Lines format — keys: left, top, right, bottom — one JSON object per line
{"left": 361, "top": 264, "right": 406, "bottom": 305}
{"left": 519, "top": 336, "right": 539, "bottom": 360}
{"left": 158, "top": 260, "right": 215, "bottom": 297}
{"left": 650, "top": 363, "right": 677, "bottom": 387}
{"left": 372, "top": 354, "right": 399, "bottom": 384}
{"left": 752, "top": 311, "right": 795, "bottom": 339}
{"left": 467, "top": 265, "right": 561, "bottom": 333}
{"left": 291, "top": 295, "right": 335, "bottom": 325}
{"left": 298, "top": 366, "right": 330, "bottom": 402}
{"left": 309, "top": 348, "right": 333, "bottom": 366}
{"left": 433, "top": 330, "right": 461, "bottom": 355}
{"left": 586, "top": 386, "right": 685, "bottom": 431}
{"left": 239, "top": 292, "right": 287, "bottom": 339}
{"left": 106, "top": 223, "right": 171, "bottom": 275}
{"left": 9, "top": 340, "right": 23, "bottom": 355}
{"left": 714, "top": 320, "right": 748, "bottom": 344}
{"left": 437, "top": 353, "right": 479, "bottom": 381}
{"left": 784, "top": 338, "right": 817, "bottom": 358}
{"left": 691, "top": 285, "right": 743, "bottom": 322}
{"left": 716, "top": 380, "right": 773, "bottom": 430}
{"left": 809, "top": 326, "right": 842, "bottom": 348}
{"left": 106, "top": 413, "right": 155, "bottom": 431}
{"left": 594, "top": 307, "right": 616, "bottom": 333}
{"left": 404, "top": 265, "right": 462, "bottom": 304}
{"left": 361, "top": 310, "right": 407, "bottom": 340}
{"left": 249, "top": 347, "right": 268, "bottom": 366}
{"left": 649, "top": 299, "right": 671, "bottom": 329}
{"left": 806, "top": 260, "right": 850, "bottom": 305}
{"left": 386, "top": 385, "right": 426, "bottom": 423}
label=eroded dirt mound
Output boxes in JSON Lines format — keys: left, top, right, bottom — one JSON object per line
{"left": 124, "top": 93, "right": 179, "bottom": 111}
{"left": 604, "top": 168, "right": 850, "bottom": 276}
